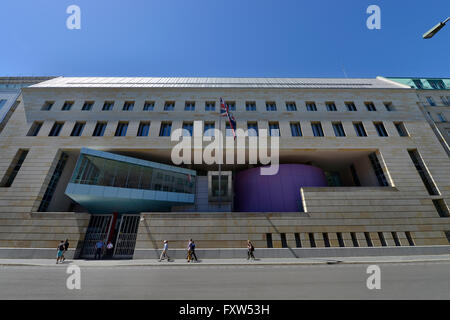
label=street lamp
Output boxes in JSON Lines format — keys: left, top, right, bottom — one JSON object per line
{"left": 423, "top": 17, "right": 450, "bottom": 39}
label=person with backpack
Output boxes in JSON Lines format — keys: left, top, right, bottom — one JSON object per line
{"left": 190, "top": 240, "right": 198, "bottom": 262}
{"left": 247, "top": 240, "right": 255, "bottom": 260}
{"left": 56, "top": 240, "right": 65, "bottom": 264}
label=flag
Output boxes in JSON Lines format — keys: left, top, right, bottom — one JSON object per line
{"left": 220, "top": 97, "right": 237, "bottom": 140}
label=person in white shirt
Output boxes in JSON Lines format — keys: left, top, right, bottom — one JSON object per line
{"left": 159, "top": 240, "right": 170, "bottom": 262}
{"left": 106, "top": 241, "right": 114, "bottom": 258}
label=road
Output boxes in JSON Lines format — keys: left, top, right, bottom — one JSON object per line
{"left": 0, "top": 261, "right": 449, "bottom": 299}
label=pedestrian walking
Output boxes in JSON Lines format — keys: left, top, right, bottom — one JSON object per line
{"left": 94, "top": 240, "right": 104, "bottom": 260}
{"left": 190, "top": 240, "right": 198, "bottom": 262}
{"left": 247, "top": 240, "right": 255, "bottom": 260}
{"left": 106, "top": 241, "right": 114, "bottom": 258}
{"left": 56, "top": 240, "right": 65, "bottom": 264}
{"left": 62, "top": 238, "right": 69, "bottom": 262}
{"left": 159, "top": 240, "right": 170, "bottom": 262}
{"left": 186, "top": 239, "right": 193, "bottom": 263}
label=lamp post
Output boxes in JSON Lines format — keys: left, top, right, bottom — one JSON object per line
{"left": 423, "top": 17, "right": 449, "bottom": 39}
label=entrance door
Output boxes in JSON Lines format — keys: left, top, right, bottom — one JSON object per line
{"left": 113, "top": 214, "right": 141, "bottom": 259}
{"left": 79, "top": 214, "right": 113, "bottom": 259}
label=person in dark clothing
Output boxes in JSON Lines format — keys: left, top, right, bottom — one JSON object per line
{"left": 56, "top": 241, "right": 65, "bottom": 264}
{"left": 62, "top": 238, "right": 69, "bottom": 261}
{"left": 190, "top": 240, "right": 198, "bottom": 262}
{"left": 247, "top": 240, "right": 255, "bottom": 260}
{"left": 94, "top": 240, "right": 103, "bottom": 260}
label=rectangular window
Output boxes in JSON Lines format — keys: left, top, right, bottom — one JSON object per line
{"left": 27, "top": 122, "right": 43, "bottom": 136}
{"left": 164, "top": 101, "right": 175, "bottom": 111}
{"left": 432, "top": 199, "right": 449, "bottom": 217}
{"left": 82, "top": 101, "right": 94, "bottom": 111}
{"left": 143, "top": 101, "right": 155, "bottom": 111}
{"left": 102, "top": 101, "right": 114, "bottom": 111}
{"left": 266, "top": 102, "right": 277, "bottom": 111}
{"left": 248, "top": 122, "right": 258, "bottom": 136}
{"left": 408, "top": 149, "right": 439, "bottom": 195}
{"left": 137, "top": 122, "right": 150, "bottom": 137}
{"left": 405, "top": 232, "right": 415, "bottom": 246}
{"left": 246, "top": 101, "right": 256, "bottom": 111}
{"left": 61, "top": 101, "right": 73, "bottom": 111}
{"left": 365, "top": 102, "right": 376, "bottom": 111}
{"left": 378, "top": 232, "right": 387, "bottom": 247}
{"left": 392, "top": 232, "right": 401, "bottom": 246}
{"left": 384, "top": 102, "right": 395, "bottom": 111}
{"left": 286, "top": 102, "right": 297, "bottom": 111}
{"left": 38, "top": 153, "right": 68, "bottom": 212}
{"left": 394, "top": 122, "right": 408, "bottom": 137}
{"left": 0, "top": 99, "right": 7, "bottom": 110}
{"left": 280, "top": 233, "right": 288, "bottom": 248}
{"left": 294, "top": 233, "right": 302, "bottom": 248}
{"left": 428, "top": 79, "right": 446, "bottom": 90}
{"left": 159, "top": 122, "right": 172, "bottom": 136}
{"left": 323, "top": 233, "right": 331, "bottom": 247}
{"left": 205, "top": 101, "right": 215, "bottom": 111}
{"left": 311, "top": 122, "right": 324, "bottom": 137}
{"left": 226, "top": 101, "right": 236, "bottom": 111}
{"left": 364, "top": 232, "right": 373, "bottom": 247}
{"left": 308, "top": 233, "right": 316, "bottom": 248}
{"left": 350, "top": 164, "right": 361, "bottom": 186}
{"left": 123, "top": 101, "right": 134, "bottom": 111}
{"left": 326, "top": 102, "right": 337, "bottom": 111}
{"left": 115, "top": 122, "right": 128, "bottom": 136}
{"left": 426, "top": 97, "right": 436, "bottom": 106}
{"left": 306, "top": 102, "right": 317, "bottom": 111}
{"left": 351, "top": 232, "right": 359, "bottom": 247}
{"left": 332, "top": 122, "right": 346, "bottom": 137}
{"left": 225, "top": 123, "right": 233, "bottom": 137}
{"left": 268, "top": 122, "right": 280, "bottom": 136}
{"left": 182, "top": 122, "right": 193, "bottom": 136}
{"left": 49, "top": 122, "right": 64, "bottom": 136}
{"left": 70, "top": 122, "right": 85, "bottom": 137}
{"left": 353, "top": 122, "right": 367, "bottom": 137}
{"left": 0, "top": 149, "right": 29, "bottom": 187}
{"left": 266, "top": 233, "right": 273, "bottom": 248}
{"left": 374, "top": 122, "right": 388, "bottom": 137}
{"left": 337, "top": 232, "right": 345, "bottom": 247}
{"left": 437, "top": 113, "right": 447, "bottom": 122}
{"left": 441, "top": 96, "right": 450, "bottom": 106}
{"left": 368, "top": 152, "right": 389, "bottom": 186}
{"left": 290, "top": 122, "right": 302, "bottom": 137}
{"left": 204, "top": 122, "right": 215, "bottom": 136}
{"left": 413, "top": 79, "right": 424, "bottom": 89}
{"left": 92, "top": 122, "right": 107, "bottom": 136}
{"left": 41, "top": 101, "right": 54, "bottom": 111}
{"left": 345, "top": 102, "right": 357, "bottom": 111}
{"left": 185, "top": 101, "right": 195, "bottom": 111}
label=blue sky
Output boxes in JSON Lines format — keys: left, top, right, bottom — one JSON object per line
{"left": 1, "top": 0, "right": 449, "bottom": 78}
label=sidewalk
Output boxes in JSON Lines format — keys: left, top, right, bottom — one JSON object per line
{"left": 1, "top": 254, "right": 450, "bottom": 267}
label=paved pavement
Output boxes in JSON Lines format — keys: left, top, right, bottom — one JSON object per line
{"left": 0, "top": 255, "right": 450, "bottom": 299}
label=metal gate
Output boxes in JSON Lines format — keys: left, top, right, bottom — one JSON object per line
{"left": 80, "top": 214, "right": 113, "bottom": 259}
{"left": 113, "top": 214, "right": 141, "bottom": 259}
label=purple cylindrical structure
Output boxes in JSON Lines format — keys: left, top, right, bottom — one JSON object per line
{"left": 234, "top": 164, "right": 328, "bottom": 212}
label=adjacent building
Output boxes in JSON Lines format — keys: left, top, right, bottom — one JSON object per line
{"left": 0, "top": 76, "right": 449, "bottom": 258}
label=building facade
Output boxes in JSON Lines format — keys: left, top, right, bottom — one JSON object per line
{"left": 384, "top": 77, "right": 450, "bottom": 155}
{"left": 0, "top": 77, "right": 449, "bottom": 258}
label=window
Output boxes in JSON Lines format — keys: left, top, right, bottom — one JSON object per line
{"left": 286, "top": 102, "right": 297, "bottom": 111}
{"left": 408, "top": 149, "right": 439, "bottom": 195}
{"left": 70, "top": 122, "right": 85, "bottom": 136}
{"left": 311, "top": 122, "right": 324, "bottom": 136}
{"left": 27, "top": 122, "right": 43, "bottom": 136}
{"left": 164, "top": 101, "right": 175, "bottom": 111}
{"left": 0, "top": 149, "right": 29, "bottom": 187}
{"left": 266, "top": 102, "right": 277, "bottom": 111}
{"left": 368, "top": 152, "right": 389, "bottom": 186}
{"left": 332, "top": 122, "right": 346, "bottom": 137}
{"left": 290, "top": 122, "right": 302, "bottom": 137}
{"left": 92, "top": 122, "right": 107, "bottom": 136}
{"left": 441, "top": 96, "right": 450, "bottom": 106}
{"left": 226, "top": 101, "right": 236, "bottom": 111}
{"left": 365, "top": 102, "right": 376, "bottom": 111}
{"left": 308, "top": 233, "right": 316, "bottom": 247}
{"left": 374, "top": 122, "right": 388, "bottom": 137}
{"left": 437, "top": 113, "right": 447, "bottom": 122}
{"left": 351, "top": 233, "right": 359, "bottom": 247}
{"left": 280, "top": 233, "right": 288, "bottom": 248}
{"left": 102, "top": 101, "right": 114, "bottom": 111}
{"left": 0, "top": 99, "right": 6, "bottom": 110}
{"left": 205, "top": 101, "right": 215, "bottom": 111}
{"left": 337, "top": 233, "right": 345, "bottom": 247}
{"left": 123, "top": 101, "right": 134, "bottom": 111}
{"left": 61, "top": 101, "right": 73, "bottom": 111}
{"left": 247, "top": 122, "right": 258, "bottom": 136}
{"left": 115, "top": 122, "right": 128, "bottom": 136}
{"left": 345, "top": 102, "right": 357, "bottom": 111}
{"left": 378, "top": 232, "right": 387, "bottom": 246}
{"left": 143, "top": 101, "right": 155, "bottom": 111}
{"left": 405, "top": 232, "right": 415, "bottom": 246}
{"left": 384, "top": 102, "right": 395, "bottom": 111}
{"left": 268, "top": 122, "right": 280, "bottom": 136}
{"left": 323, "top": 233, "right": 331, "bottom": 247}
{"left": 159, "top": 122, "right": 172, "bottom": 136}
{"left": 246, "top": 101, "right": 256, "bottom": 111}
{"left": 182, "top": 122, "right": 193, "bottom": 136}
{"left": 350, "top": 164, "right": 361, "bottom": 186}
{"left": 225, "top": 123, "right": 234, "bottom": 137}
{"left": 294, "top": 233, "right": 302, "bottom": 248}
{"left": 49, "top": 122, "right": 64, "bottom": 136}
{"left": 137, "top": 122, "right": 150, "bottom": 136}
{"left": 326, "top": 102, "right": 337, "bottom": 111}
{"left": 82, "top": 101, "right": 94, "bottom": 111}
{"left": 266, "top": 233, "right": 273, "bottom": 248}
{"left": 426, "top": 97, "right": 436, "bottom": 106}
{"left": 185, "top": 101, "right": 195, "bottom": 111}
{"left": 306, "top": 102, "right": 317, "bottom": 111}
{"left": 353, "top": 122, "right": 367, "bottom": 137}
{"left": 38, "top": 153, "right": 68, "bottom": 212}
{"left": 41, "top": 101, "right": 54, "bottom": 111}
{"left": 413, "top": 79, "right": 424, "bottom": 89}
{"left": 364, "top": 232, "right": 373, "bottom": 247}
{"left": 428, "top": 79, "right": 446, "bottom": 90}
{"left": 204, "top": 122, "right": 215, "bottom": 136}
{"left": 433, "top": 199, "right": 450, "bottom": 217}
{"left": 394, "top": 122, "right": 408, "bottom": 137}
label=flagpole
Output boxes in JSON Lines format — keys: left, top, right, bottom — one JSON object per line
{"left": 218, "top": 112, "right": 221, "bottom": 210}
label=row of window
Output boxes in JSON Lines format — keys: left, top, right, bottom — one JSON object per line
{"left": 425, "top": 96, "right": 450, "bottom": 107}
{"left": 40, "top": 100, "right": 397, "bottom": 112}
{"left": 414, "top": 79, "right": 447, "bottom": 90}
{"left": 27, "top": 120, "right": 410, "bottom": 138}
